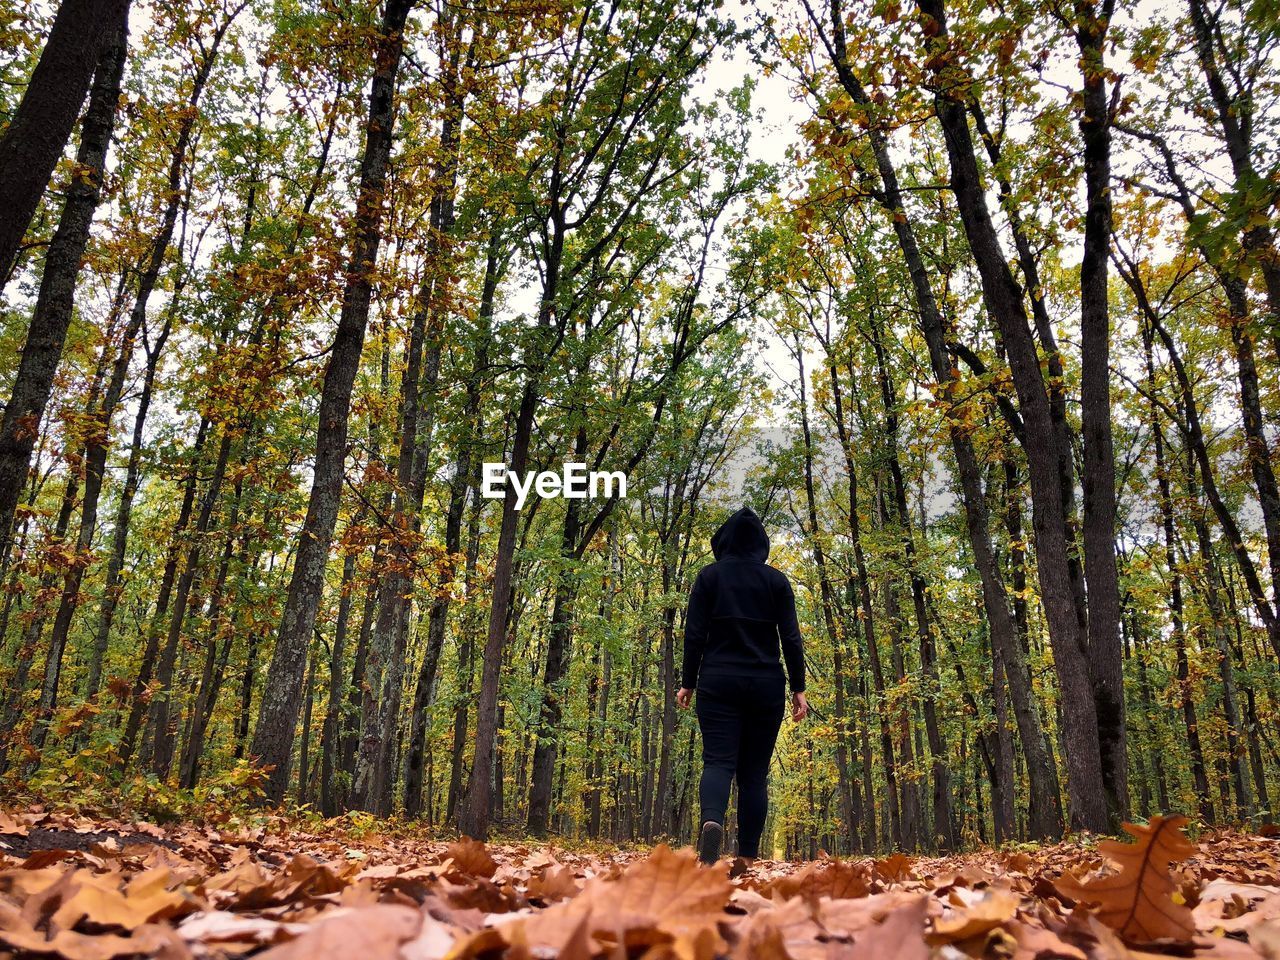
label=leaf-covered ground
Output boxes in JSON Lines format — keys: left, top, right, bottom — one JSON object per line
{"left": 1, "top": 808, "right": 1279, "bottom": 958}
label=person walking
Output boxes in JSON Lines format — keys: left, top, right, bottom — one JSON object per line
{"left": 676, "top": 507, "right": 808, "bottom": 865}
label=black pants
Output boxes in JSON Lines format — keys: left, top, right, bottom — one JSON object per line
{"left": 695, "top": 672, "right": 786, "bottom": 858}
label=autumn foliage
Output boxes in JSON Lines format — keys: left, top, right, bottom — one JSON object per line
{"left": 1, "top": 809, "right": 1280, "bottom": 958}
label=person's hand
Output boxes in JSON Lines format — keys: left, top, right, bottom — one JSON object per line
{"left": 791, "top": 691, "right": 809, "bottom": 722}
{"left": 676, "top": 687, "right": 694, "bottom": 709}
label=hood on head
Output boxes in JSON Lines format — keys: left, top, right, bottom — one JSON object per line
{"left": 711, "top": 507, "right": 770, "bottom": 562}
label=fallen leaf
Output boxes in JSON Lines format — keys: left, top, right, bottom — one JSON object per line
{"left": 767, "top": 858, "right": 871, "bottom": 901}
{"left": 52, "top": 867, "right": 191, "bottom": 931}
{"left": 1008, "top": 919, "right": 1087, "bottom": 959}
{"left": 527, "top": 862, "right": 579, "bottom": 902}
{"left": 443, "top": 839, "right": 496, "bottom": 879}
{"left": 850, "top": 894, "right": 930, "bottom": 959}
{"left": 930, "top": 888, "right": 1019, "bottom": 943}
{"left": 874, "top": 852, "right": 915, "bottom": 882}
{"left": 0, "top": 810, "right": 30, "bottom": 837}
{"left": 1055, "top": 814, "right": 1196, "bottom": 943}
{"left": 257, "top": 903, "right": 424, "bottom": 958}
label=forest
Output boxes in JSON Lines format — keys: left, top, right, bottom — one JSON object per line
{"left": 0, "top": 0, "right": 1278, "bottom": 868}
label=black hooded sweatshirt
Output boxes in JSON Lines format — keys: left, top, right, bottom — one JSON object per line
{"left": 681, "top": 508, "right": 806, "bottom": 693}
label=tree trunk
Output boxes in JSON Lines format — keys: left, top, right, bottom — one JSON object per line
{"left": 831, "top": 362, "right": 902, "bottom": 848}
{"left": 320, "top": 544, "right": 358, "bottom": 816}
{"left": 796, "top": 345, "right": 860, "bottom": 852}
{"left": 83, "top": 312, "right": 170, "bottom": 702}
{"left": 251, "top": 0, "right": 414, "bottom": 805}
{"left": 0, "top": 0, "right": 130, "bottom": 282}
{"left": 870, "top": 331, "right": 954, "bottom": 850}
{"left": 401, "top": 229, "right": 496, "bottom": 818}
{"left": 915, "top": 0, "right": 1108, "bottom": 832}
{"left": 0, "top": 16, "right": 127, "bottom": 556}
{"left": 120, "top": 419, "right": 208, "bottom": 765}
{"left": 812, "top": 2, "right": 1060, "bottom": 838}
{"left": 1074, "top": 0, "right": 1127, "bottom": 824}
{"left": 148, "top": 433, "right": 231, "bottom": 778}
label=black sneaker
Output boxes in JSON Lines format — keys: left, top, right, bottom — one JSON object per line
{"left": 698, "top": 820, "right": 723, "bottom": 865}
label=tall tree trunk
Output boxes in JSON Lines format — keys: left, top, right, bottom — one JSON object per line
{"left": 355, "top": 17, "right": 464, "bottom": 815}
{"left": 251, "top": 0, "right": 415, "bottom": 805}
{"left": 148, "top": 433, "right": 232, "bottom": 778}
{"left": 0, "top": 0, "right": 129, "bottom": 282}
{"left": 526, "top": 429, "right": 585, "bottom": 837}
{"left": 459, "top": 212, "right": 564, "bottom": 839}
{"left": 83, "top": 311, "right": 171, "bottom": 702}
{"left": 831, "top": 362, "right": 903, "bottom": 848}
{"left": 401, "top": 230, "right": 496, "bottom": 819}
{"left": 447, "top": 466, "right": 485, "bottom": 824}
{"left": 0, "top": 470, "right": 79, "bottom": 766}
{"left": 1074, "top": 0, "right": 1127, "bottom": 823}
{"left": 914, "top": 0, "right": 1108, "bottom": 831}
{"left": 1140, "top": 317, "right": 1211, "bottom": 819}
{"left": 870, "top": 330, "right": 954, "bottom": 850}
{"left": 320, "top": 542, "right": 358, "bottom": 816}
{"left": 796, "top": 344, "right": 860, "bottom": 852}
{"left": 177, "top": 488, "right": 244, "bottom": 790}
{"left": 120, "top": 419, "right": 208, "bottom": 764}
{"left": 808, "top": 0, "right": 1060, "bottom": 837}
{"left": 0, "top": 16, "right": 127, "bottom": 556}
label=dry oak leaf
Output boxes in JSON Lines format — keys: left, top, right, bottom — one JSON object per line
{"left": 444, "top": 838, "right": 497, "bottom": 879}
{"left": 399, "top": 913, "right": 458, "bottom": 960}
{"left": 584, "top": 844, "right": 731, "bottom": 943}
{"left": 728, "top": 887, "right": 776, "bottom": 915}
{"left": 0, "top": 809, "right": 30, "bottom": 837}
{"left": 816, "top": 890, "right": 935, "bottom": 939}
{"left": 258, "top": 903, "right": 426, "bottom": 959}
{"left": 1213, "top": 895, "right": 1280, "bottom": 937}
{"left": 1083, "top": 913, "right": 1262, "bottom": 959}
{"left": 248, "top": 853, "right": 351, "bottom": 909}
{"left": 202, "top": 848, "right": 270, "bottom": 899}
{"left": 0, "top": 900, "right": 191, "bottom": 960}
{"left": 765, "top": 857, "right": 872, "bottom": 901}
{"left": 846, "top": 894, "right": 930, "bottom": 960}
{"left": 729, "top": 894, "right": 823, "bottom": 960}
{"left": 1249, "top": 919, "right": 1280, "bottom": 959}
{"left": 1193, "top": 879, "right": 1280, "bottom": 925}
{"left": 874, "top": 853, "right": 915, "bottom": 883}
{"left": 1054, "top": 814, "right": 1196, "bottom": 944}
{"left": 1004, "top": 852, "right": 1036, "bottom": 875}
{"left": 0, "top": 864, "right": 69, "bottom": 898}
{"left": 929, "top": 887, "right": 1020, "bottom": 943}
{"left": 52, "top": 867, "right": 192, "bottom": 932}
{"left": 465, "top": 844, "right": 732, "bottom": 960}
{"left": 178, "top": 910, "right": 309, "bottom": 950}
{"left": 1007, "top": 919, "right": 1087, "bottom": 960}
{"left": 526, "top": 862, "right": 580, "bottom": 903}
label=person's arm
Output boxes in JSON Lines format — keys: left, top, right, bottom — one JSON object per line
{"left": 777, "top": 575, "right": 806, "bottom": 693}
{"left": 680, "top": 570, "right": 710, "bottom": 691}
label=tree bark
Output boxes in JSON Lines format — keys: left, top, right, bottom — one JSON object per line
{"left": 250, "top": 0, "right": 415, "bottom": 805}
{"left": 805, "top": 0, "right": 1061, "bottom": 838}
{"left": 914, "top": 0, "right": 1108, "bottom": 832}
{"left": 796, "top": 344, "right": 861, "bottom": 853}
{"left": 1074, "top": 0, "right": 1127, "bottom": 823}
{"left": 0, "top": 16, "right": 127, "bottom": 558}
{"left": 402, "top": 235, "right": 496, "bottom": 817}
{"left": 0, "top": 0, "right": 130, "bottom": 282}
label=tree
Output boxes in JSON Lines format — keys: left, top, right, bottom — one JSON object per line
{"left": 0, "top": 0, "right": 129, "bottom": 284}
{"left": 250, "top": 0, "right": 417, "bottom": 804}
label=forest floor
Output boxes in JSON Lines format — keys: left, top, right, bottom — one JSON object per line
{"left": 0, "top": 807, "right": 1277, "bottom": 958}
